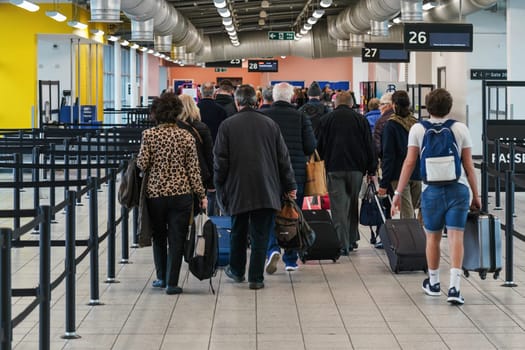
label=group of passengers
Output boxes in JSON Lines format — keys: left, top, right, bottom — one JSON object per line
{"left": 135, "top": 80, "right": 480, "bottom": 305}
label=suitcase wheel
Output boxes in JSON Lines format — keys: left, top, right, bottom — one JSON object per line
{"left": 479, "top": 271, "right": 487, "bottom": 280}
{"left": 493, "top": 271, "right": 500, "bottom": 280}
{"left": 332, "top": 258, "right": 337, "bottom": 263}
{"left": 463, "top": 270, "right": 470, "bottom": 278}
{"left": 394, "top": 267, "right": 400, "bottom": 274}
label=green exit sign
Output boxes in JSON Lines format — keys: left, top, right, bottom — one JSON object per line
{"left": 268, "top": 31, "right": 295, "bottom": 40}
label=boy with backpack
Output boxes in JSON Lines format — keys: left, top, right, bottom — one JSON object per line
{"left": 391, "top": 88, "right": 481, "bottom": 305}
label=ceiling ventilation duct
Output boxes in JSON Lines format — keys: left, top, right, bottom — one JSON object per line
{"left": 120, "top": 0, "right": 203, "bottom": 53}
{"left": 172, "top": 46, "right": 186, "bottom": 60}
{"left": 370, "top": 20, "right": 389, "bottom": 36}
{"left": 423, "top": 0, "right": 498, "bottom": 22}
{"left": 336, "top": 39, "right": 352, "bottom": 52}
{"left": 131, "top": 18, "right": 154, "bottom": 41}
{"left": 90, "top": 0, "right": 121, "bottom": 22}
{"left": 155, "top": 35, "right": 172, "bottom": 52}
{"left": 350, "top": 33, "right": 365, "bottom": 48}
{"left": 331, "top": 0, "right": 402, "bottom": 39}
{"left": 184, "top": 52, "right": 196, "bottom": 65}
{"left": 401, "top": 0, "right": 423, "bottom": 22}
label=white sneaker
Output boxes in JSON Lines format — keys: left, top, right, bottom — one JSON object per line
{"left": 265, "top": 251, "right": 280, "bottom": 275}
{"left": 285, "top": 264, "right": 298, "bottom": 272}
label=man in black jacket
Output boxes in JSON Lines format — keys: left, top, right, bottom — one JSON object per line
{"left": 261, "top": 82, "right": 316, "bottom": 273}
{"left": 214, "top": 80, "right": 237, "bottom": 117}
{"left": 214, "top": 85, "right": 297, "bottom": 290}
{"left": 317, "top": 91, "right": 377, "bottom": 255}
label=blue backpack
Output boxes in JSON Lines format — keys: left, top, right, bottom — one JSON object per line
{"left": 420, "top": 119, "right": 461, "bottom": 185}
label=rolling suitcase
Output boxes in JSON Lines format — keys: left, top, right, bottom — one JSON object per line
{"left": 462, "top": 212, "right": 502, "bottom": 280}
{"left": 374, "top": 195, "right": 427, "bottom": 273}
{"left": 209, "top": 216, "right": 231, "bottom": 267}
{"left": 300, "top": 210, "right": 341, "bottom": 262}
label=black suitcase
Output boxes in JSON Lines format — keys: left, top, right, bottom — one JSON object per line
{"left": 378, "top": 219, "right": 428, "bottom": 273}
{"left": 462, "top": 212, "right": 502, "bottom": 280}
{"left": 300, "top": 210, "right": 341, "bottom": 262}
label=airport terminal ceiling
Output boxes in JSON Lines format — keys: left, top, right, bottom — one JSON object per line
{"left": 98, "top": 0, "right": 501, "bottom": 61}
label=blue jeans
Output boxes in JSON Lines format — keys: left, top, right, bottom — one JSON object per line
{"left": 229, "top": 209, "right": 274, "bottom": 283}
{"left": 421, "top": 183, "right": 469, "bottom": 232}
{"left": 267, "top": 185, "right": 304, "bottom": 266}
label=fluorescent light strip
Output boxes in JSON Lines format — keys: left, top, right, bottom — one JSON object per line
{"left": 67, "top": 20, "right": 88, "bottom": 30}
{"left": 90, "top": 29, "right": 105, "bottom": 36}
{"left": 107, "top": 35, "right": 120, "bottom": 42}
{"left": 9, "top": 0, "right": 39, "bottom": 12}
{"left": 46, "top": 11, "right": 67, "bottom": 22}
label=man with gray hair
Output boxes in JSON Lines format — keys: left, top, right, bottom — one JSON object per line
{"left": 261, "top": 82, "right": 317, "bottom": 273}
{"left": 258, "top": 86, "right": 273, "bottom": 110}
{"left": 214, "top": 84, "right": 296, "bottom": 290}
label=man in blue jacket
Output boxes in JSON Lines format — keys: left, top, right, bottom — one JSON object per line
{"left": 317, "top": 91, "right": 377, "bottom": 255}
{"left": 214, "top": 85, "right": 297, "bottom": 290}
{"left": 261, "top": 82, "right": 317, "bottom": 273}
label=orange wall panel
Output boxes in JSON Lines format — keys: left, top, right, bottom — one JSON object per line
{"left": 167, "top": 55, "right": 354, "bottom": 88}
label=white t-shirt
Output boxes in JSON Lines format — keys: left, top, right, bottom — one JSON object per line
{"left": 408, "top": 117, "right": 472, "bottom": 190}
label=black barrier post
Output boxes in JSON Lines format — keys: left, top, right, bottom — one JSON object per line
{"left": 503, "top": 170, "right": 517, "bottom": 287}
{"left": 49, "top": 144, "right": 57, "bottom": 223}
{"left": 88, "top": 178, "right": 102, "bottom": 305}
{"left": 86, "top": 133, "right": 92, "bottom": 180}
{"left": 0, "top": 228, "right": 13, "bottom": 350}
{"left": 509, "top": 142, "right": 516, "bottom": 217}
{"left": 105, "top": 169, "right": 118, "bottom": 283}
{"left": 494, "top": 139, "right": 502, "bottom": 210}
{"left": 96, "top": 131, "right": 102, "bottom": 191}
{"left": 64, "top": 138, "right": 70, "bottom": 197}
{"left": 62, "top": 191, "right": 81, "bottom": 339}
{"left": 131, "top": 207, "right": 139, "bottom": 248}
{"left": 76, "top": 136, "right": 83, "bottom": 206}
{"left": 32, "top": 147, "right": 40, "bottom": 234}
{"left": 120, "top": 206, "right": 130, "bottom": 264}
{"left": 39, "top": 205, "right": 51, "bottom": 350}
{"left": 17, "top": 131, "right": 25, "bottom": 192}
{"left": 13, "top": 154, "right": 21, "bottom": 235}
{"left": 481, "top": 80, "right": 489, "bottom": 213}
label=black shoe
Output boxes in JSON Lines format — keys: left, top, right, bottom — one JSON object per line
{"left": 351, "top": 242, "right": 359, "bottom": 250}
{"left": 340, "top": 248, "right": 349, "bottom": 256}
{"left": 374, "top": 242, "right": 384, "bottom": 249}
{"left": 152, "top": 279, "right": 166, "bottom": 288}
{"left": 165, "top": 286, "right": 183, "bottom": 295}
{"left": 249, "top": 282, "right": 264, "bottom": 290}
{"left": 224, "top": 266, "right": 245, "bottom": 283}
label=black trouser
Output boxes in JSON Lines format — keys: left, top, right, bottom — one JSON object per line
{"left": 147, "top": 194, "right": 193, "bottom": 287}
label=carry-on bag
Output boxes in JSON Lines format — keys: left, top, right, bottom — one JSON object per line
{"left": 300, "top": 210, "right": 340, "bottom": 263}
{"left": 462, "top": 211, "right": 502, "bottom": 280}
{"left": 375, "top": 195, "right": 427, "bottom": 273}
{"left": 209, "top": 216, "right": 232, "bottom": 267}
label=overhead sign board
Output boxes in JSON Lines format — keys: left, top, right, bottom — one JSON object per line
{"left": 362, "top": 43, "right": 410, "bottom": 63}
{"left": 248, "top": 59, "right": 278, "bottom": 72}
{"left": 205, "top": 59, "right": 242, "bottom": 68}
{"left": 470, "top": 69, "right": 507, "bottom": 80}
{"left": 268, "top": 31, "right": 295, "bottom": 40}
{"left": 403, "top": 23, "right": 473, "bottom": 52}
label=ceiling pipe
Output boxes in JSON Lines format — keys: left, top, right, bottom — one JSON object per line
{"left": 401, "top": 0, "right": 423, "bottom": 22}
{"left": 423, "top": 0, "right": 497, "bottom": 22}
{"left": 131, "top": 18, "right": 154, "bottom": 41}
{"left": 118, "top": 0, "right": 203, "bottom": 53}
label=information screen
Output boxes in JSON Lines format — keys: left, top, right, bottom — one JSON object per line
{"left": 403, "top": 23, "right": 473, "bottom": 52}
{"left": 362, "top": 43, "right": 410, "bottom": 63}
{"left": 247, "top": 60, "right": 278, "bottom": 72}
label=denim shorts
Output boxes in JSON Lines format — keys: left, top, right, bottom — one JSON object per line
{"left": 420, "top": 183, "right": 470, "bottom": 233}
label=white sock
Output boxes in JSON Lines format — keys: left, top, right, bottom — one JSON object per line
{"left": 429, "top": 269, "right": 440, "bottom": 286}
{"left": 450, "top": 268, "right": 462, "bottom": 290}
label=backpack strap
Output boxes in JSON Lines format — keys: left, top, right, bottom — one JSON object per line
{"left": 442, "top": 119, "right": 456, "bottom": 128}
{"left": 420, "top": 120, "right": 432, "bottom": 130}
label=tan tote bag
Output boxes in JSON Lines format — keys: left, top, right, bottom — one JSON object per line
{"left": 304, "top": 150, "right": 328, "bottom": 196}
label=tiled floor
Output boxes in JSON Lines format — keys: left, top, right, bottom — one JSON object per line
{"left": 2, "top": 176, "right": 525, "bottom": 349}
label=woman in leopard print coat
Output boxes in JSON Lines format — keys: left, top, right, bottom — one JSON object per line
{"left": 137, "top": 93, "right": 207, "bottom": 295}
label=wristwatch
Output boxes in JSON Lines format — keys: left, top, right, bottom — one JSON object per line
{"left": 394, "top": 190, "right": 401, "bottom": 196}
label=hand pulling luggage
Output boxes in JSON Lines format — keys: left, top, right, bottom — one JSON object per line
{"left": 462, "top": 211, "right": 502, "bottom": 280}
{"left": 209, "top": 216, "right": 231, "bottom": 267}
{"left": 300, "top": 210, "right": 341, "bottom": 263}
{"left": 375, "top": 195, "right": 427, "bottom": 273}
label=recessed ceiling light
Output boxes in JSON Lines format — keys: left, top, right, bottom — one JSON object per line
{"left": 320, "top": 0, "right": 332, "bottom": 8}
{"left": 213, "top": 0, "right": 227, "bottom": 9}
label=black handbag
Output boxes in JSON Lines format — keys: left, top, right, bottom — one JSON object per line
{"left": 359, "top": 183, "right": 384, "bottom": 227}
